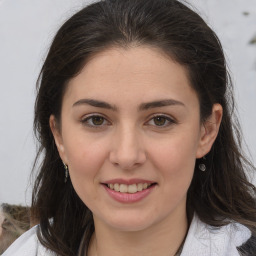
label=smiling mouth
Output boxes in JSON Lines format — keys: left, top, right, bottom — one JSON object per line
{"left": 104, "top": 183, "right": 156, "bottom": 193}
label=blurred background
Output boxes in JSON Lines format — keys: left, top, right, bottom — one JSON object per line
{"left": 0, "top": 0, "right": 256, "bottom": 206}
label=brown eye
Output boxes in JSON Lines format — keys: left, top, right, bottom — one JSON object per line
{"left": 153, "top": 116, "right": 167, "bottom": 126}
{"left": 91, "top": 116, "right": 104, "bottom": 125}
{"left": 146, "top": 115, "right": 176, "bottom": 128}
{"left": 81, "top": 115, "right": 110, "bottom": 128}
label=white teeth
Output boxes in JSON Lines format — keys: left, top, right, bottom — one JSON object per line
{"left": 107, "top": 183, "right": 153, "bottom": 193}
{"left": 119, "top": 184, "right": 128, "bottom": 193}
{"left": 114, "top": 183, "right": 119, "bottom": 192}
{"left": 128, "top": 184, "right": 137, "bottom": 193}
{"left": 137, "top": 183, "right": 143, "bottom": 191}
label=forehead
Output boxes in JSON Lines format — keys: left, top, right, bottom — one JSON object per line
{"left": 64, "top": 46, "right": 198, "bottom": 108}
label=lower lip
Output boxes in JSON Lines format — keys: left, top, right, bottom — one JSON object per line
{"left": 103, "top": 184, "right": 156, "bottom": 203}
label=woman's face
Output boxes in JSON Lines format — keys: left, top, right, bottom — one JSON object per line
{"left": 51, "top": 47, "right": 220, "bottom": 232}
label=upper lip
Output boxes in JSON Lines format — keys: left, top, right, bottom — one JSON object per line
{"left": 102, "top": 178, "right": 156, "bottom": 185}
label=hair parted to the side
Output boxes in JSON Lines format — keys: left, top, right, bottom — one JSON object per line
{"left": 32, "top": 0, "right": 256, "bottom": 255}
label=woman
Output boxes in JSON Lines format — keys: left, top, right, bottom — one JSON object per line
{"left": 3, "top": 0, "right": 256, "bottom": 255}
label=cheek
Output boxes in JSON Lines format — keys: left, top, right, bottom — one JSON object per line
{"left": 63, "top": 135, "right": 109, "bottom": 192}
{"left": 158, "top": 150, "right": 195, "bottom": 196}
{"left": 65, "top": 143, "right": 108, "bottom": 207}
{"left": 64, "top": 129, "right": 108, "bottom": 168}
{"left": 148, "top": 133, "right": 198, "bottom": 187}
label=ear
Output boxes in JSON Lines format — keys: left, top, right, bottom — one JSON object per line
{"left": 49, "top": 115, "right": 68, "bottom": 164}
{"left": 196, "top": 104, "right": 223, "bottom": 158}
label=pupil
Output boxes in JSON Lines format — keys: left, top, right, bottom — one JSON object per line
{"left": 92, "top": 116, "right": 104, "bottom": 125}
{"left": 154, "top": 117, "right": 166, "bottom": 126}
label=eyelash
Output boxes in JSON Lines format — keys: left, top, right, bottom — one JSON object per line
{"left": 146, "top": 114, "right": 176, "bottom": 128}
{"left": 80, "top": 114, "right": 176, "bottom": 128}
{"left": 81, "top": 114, "right": 111, "bottom": 128}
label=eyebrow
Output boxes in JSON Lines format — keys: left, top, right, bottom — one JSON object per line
{"left": 138, "top": 99, "right": 185, "bottom": 110}
{"left": 73, "top": 99, "right": 117, "bottom": 111}
{"left": 72, "top": 98, "right": 185, "bottom": 111}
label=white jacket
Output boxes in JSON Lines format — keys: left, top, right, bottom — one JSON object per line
{"left": 2, "top": 214, "right": 252, "bottom": 256}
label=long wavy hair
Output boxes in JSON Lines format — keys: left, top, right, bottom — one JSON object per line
{"left": 31, "top": 0, "right": 256, "bottom": 255}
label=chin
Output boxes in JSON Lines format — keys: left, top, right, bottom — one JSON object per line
{"left": 100, "top": 212, "right": 157, "bottom": 232}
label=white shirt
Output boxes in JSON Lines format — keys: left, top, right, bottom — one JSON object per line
{"left": 2, "top": 214, "right": 252, "bottom": 256}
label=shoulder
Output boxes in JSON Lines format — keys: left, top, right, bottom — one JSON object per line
{"left": 2, "top": 225, "right": 56, "bottom": 256}
{"left": 181, "top": 214, "right": 254, "bottom": 256}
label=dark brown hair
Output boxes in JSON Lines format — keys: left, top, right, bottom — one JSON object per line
{"left": 32, "top": 0, "right": 256, "bottom": 255}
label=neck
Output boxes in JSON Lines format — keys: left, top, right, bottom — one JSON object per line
{"left": 88, "top": 210, "right": 188, "bottom": 256}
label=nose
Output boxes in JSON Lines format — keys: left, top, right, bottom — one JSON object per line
{"left": 109, "top": 125, "right": 147, "bottom": 170}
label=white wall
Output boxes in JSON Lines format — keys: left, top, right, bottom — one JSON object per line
{"left": 0, "top": 0, "right": 255, "bottom": 206}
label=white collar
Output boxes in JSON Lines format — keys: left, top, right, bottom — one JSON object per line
{"left": 181, "top": 214, "right": 251, "bottom": 256}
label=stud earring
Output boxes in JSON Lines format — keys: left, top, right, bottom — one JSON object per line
{"left": 199, "top": 163, "right": 206, "bottom": 172}
{"left": 199, "top": 156, "right": 206, "bottom": 172}
{"left": 63, "top": 162, "right": 69, "bottom": 182}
